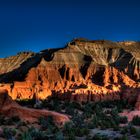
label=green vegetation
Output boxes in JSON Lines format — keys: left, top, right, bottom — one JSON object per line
{"left": 16, "top": 98, "right": 35, "bottom": 108}
{"left": 21, "top": 131, "right": 32, "bottom": 140}
{"left": 3, "top": 127, "right": 17, "bottom": 139}
{"left": 119, "top": 116, "right": 128, "bottom": 124}
{"left": 135, "top": 128, "right": 140, "bottom": 139}
{"left": 131, "top": 115, "right": 140, "bottom": 126}
{"left": 0, "top": 96, "right": 138, "bottom": 140}
{"left": 92, "top": 134, "right": 109, "bottom": 140}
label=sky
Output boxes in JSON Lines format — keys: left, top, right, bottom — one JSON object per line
{"left": 0, "top": 0, "right": 140, "bottom": 57}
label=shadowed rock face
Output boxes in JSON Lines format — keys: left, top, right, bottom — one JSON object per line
{"left": 0, "top": 39, "right": 140, "bottom": 104}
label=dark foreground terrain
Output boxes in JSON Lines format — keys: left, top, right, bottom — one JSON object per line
{"left": 0, "top": 94, "right": 140, "bottom": 140}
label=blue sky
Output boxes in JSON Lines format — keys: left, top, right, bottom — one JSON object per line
{"left": 0, "top": 0, "right": 140, "bottom": 57}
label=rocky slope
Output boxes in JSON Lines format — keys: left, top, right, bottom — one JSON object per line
{"left": 0, "top": 38, "right": 140, "bottom": 104}
{"left": 0, "top": 89, "right": 69, "bottom": 125}
{"left": 0, "top": 52, "right": 34, "bottom": 74}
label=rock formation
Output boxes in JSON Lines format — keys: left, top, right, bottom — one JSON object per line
{"left": 0, "top": 89, "right": 69, "bottom": 125}
{"left": 0, "top": 39, "right": 139, "bottom": 104}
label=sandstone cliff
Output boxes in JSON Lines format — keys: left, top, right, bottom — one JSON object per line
{"left": 0, "top": 39, "right": 140, "bottom": 104}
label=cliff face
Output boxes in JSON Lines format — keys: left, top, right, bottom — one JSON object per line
{"left": 0, "top": 52, "right": 34, "bottom": 74}
{"left": 0, "top": 39, "right": 140, "bottom": 103}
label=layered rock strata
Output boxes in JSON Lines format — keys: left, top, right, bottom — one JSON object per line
{"left": 0, "top": 39, "right": 139, "bottom": 104}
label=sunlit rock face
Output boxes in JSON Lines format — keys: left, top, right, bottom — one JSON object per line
{"left": 0, "top": 38, "right": 140, "bottom": 103}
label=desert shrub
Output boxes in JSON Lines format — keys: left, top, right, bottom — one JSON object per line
{"left": 38, "top": 116, "right": 56, "bottom": 130}
{"left": 66, "top": 133, "right": 75, "bottom": 140}
{"left": 84, "top": 101, "right": 127, "bottom": 130}
{"left": 135, "top": 128, "right": 140, "bottom": 139}
{"left": 8, "top": 116, "right": 20, "bottom": 124}
{"left": 129, "top": 126, "right": 137, "bottom": 135}
{"left": 54, "top": 131, "right": 64, "bottom": 140}
{"left": 38, "top": 116, "right": 47, "bottom": 129}
{"left": 16, "top": 99, "right": 35, "bottom": 107}
{"left": 28, "top": 127, "right": 49, "bottom": 140}
{"left": 88, "top": 115, "right": 98, "bottom": 128}
{"left": 12, "top": 116, "right": 20, "bottom": 122}
{"left": 111, "top": 107, "right": 119, "bottom": 116}
{"left": 41, "top": 99, "right": 51, "bottom": 108}
{"left": 83, "top": 103, "right": 94, "bottom": 118}
{"left": 120, "top": 135, "right": 129, "bottom": 140}
{"left": 120, "top": 126, "right": 129, "bottom": 134}
{"left": 21, "top": 131, "right": 32, "bottom": 140}
{"left": 63, "top": 101, "right": 82, "bottom": 115}
{"left": 92, "top": 134, "right": 108, "bottom": 140}
{"left": 28, "top": 126, "right": 64, "bottom": 140}
{"left": 17, "top": 121, "right": 27, "bottom": 127}
{"left": 63, "top": 121, "right": 74, "bottom": 136}
{"left": 94, "top": 104, "right": 102, "bottom": 114}
{"left": 98, "top": 99, "right": 133, "bottom": 112}
{"left": 63, "top": 121, "right": 76, "bottom": 139}
{"left": 63, "top": 122, "right": 89, "bottom": 137}
{"left": 114, "top": 137, "right": 121, "bottom": 140}
{"left": 91, "top": 109, "right": 120, "bottom": 129}
{"left": 0, "top": 116, "right": 18, "bottom": 125}
{"left": 113, "top": 125, "right": 120, "bottom": 131}
{"left": 88, "top": 122, "right": 96, "bottom": 129}
{"left": 38, "top": 115, "right": 59, "bottom": 138}
{"left": 74, "top": 127, "right": 89, "bottom": 137}
{"left": 72, "top": 112, "right": 85, "bottom": 128}
{"left": 50, "top": 99, "right": 61, "bottom": 112}
{"left": 65, "top": 105, "right": 75, "bottom": 115}
{"left": 82, "top": 127, "right": 90, "bottom": 135}
{"left": 3, "top": 128, "right": 17, "bottom": 139}
{"left": 46, "top": 116, "right": 54, "bottom": 125}
{"left": 71, "top": 102, "right": 82, "bottom": 110}
{"left": 86, "top": 135, "right": 92, "bottom": 140}
{"left": 100, "top": 100, "right": 114, "bottom": 108}
{"left": 41, "top": 98, "right": 61, "bottom": 112}
{"left": 131, "top": 115, "right": 140, "bottom": 126}
{"left": 84, "top": 111, "right": 92, "bottom": 118}
{"left": 119, "top": 116, "right": 128, "bottom": 124}
{"left": 111, "top": 108, "right": 120, "bottom": 125}
{"left": 0, "top": 114, "right": 5, "bottom": 125}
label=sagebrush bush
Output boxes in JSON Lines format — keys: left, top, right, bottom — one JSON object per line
{"left": 131, "top": 115, "right": 140, "bottom": 126}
